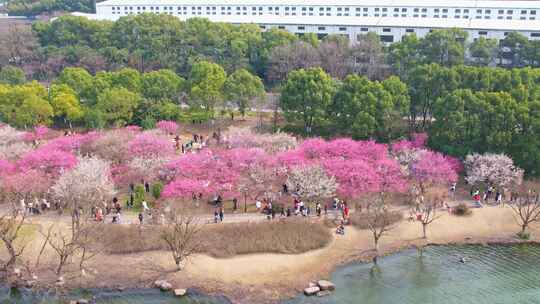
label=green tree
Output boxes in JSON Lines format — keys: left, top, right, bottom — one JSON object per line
{"left": 387, "top": 34, "right": 421, "bottom": 78}
{"left": 224, "top": 69, "right": 265, "bottom": 117}
{"left": 111, "top": 68, "right": 142, "bottom": 93}
{"left": 430, "top": 89, "right": 520, "bottom": 157}
{"left": 300, "top": 33, "right": 319, "bottom": 48}
{"left": 0, "top": 66, "right": 26, "bottom": 85}
{"left": 142, "top": 69, "right": 184, "bottom": 101}
{"left": 254, "top": 28, "right": 297, "bottom": 77}
{"left": 8, "top": 0, "right": 95, "bottom": 16}
{"left": 15, "top": 95, "right": 54, "bottom": 128}
{"left": 280, "top": 67, "right": 336, "bottom": 134}
{"left": 468, "top": 37, "right": 498, "bottom": 66}
{"left": 407, "top": 64, "right": 459, "bottom": 130}
{"left": 499, "top": 32, "right": 529, "bottom": 67}
{"left": 82, "top": 107, "right": 106, "bottom": 129}
{"left": 96, "top": 87, "right": 141, "bottom": 127}
{"left": 110, "top": 14, "right": 184, "bottom": 72}
{"left": 89, "top": 71, "right": 114, "bottom": 101}
{"left": 32, "top": 16, "right": 112, "bottom": 48}
{"left": 189, "top": 60, "right": 226, "bottom": 114}
{"left": 330, "top": 75, "right": 408, "bottom": 140}
{"left": 420, "top": 29, "right": 468, "bottom": 66}
{"left": 55, "top": 67, "right": 94, "bottom": 103}
{"left": 523, "top": 40, "right": 540, "bottom": 68}
{"left": 50, "top": 84, "right": 84, "bottom": 127}
{"left": 381, "top": 76, "right": 411, "bottom": 137}
{"left": 0, "top": 81, "right": 51, "bottom": 128}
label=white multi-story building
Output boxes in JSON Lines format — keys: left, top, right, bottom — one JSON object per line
{"left": 82, "top": 0, "right": 540, "bottom": 44}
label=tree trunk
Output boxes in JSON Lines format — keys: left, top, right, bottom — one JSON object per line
{"left": 56, "top": 259, "right": 64, "bottom": 275}
{"left": 4, "top": 242, "right": 17, "bottom": 272}
{"left": 521, "top": 223, "right": 528, "bottom": 234}
{"left": 422, "top": 223, "right": 427, "bottom": 239}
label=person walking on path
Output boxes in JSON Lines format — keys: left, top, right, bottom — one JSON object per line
{"left": 214, "top": 210, "right": 219, "bottom": 223}
{"left": 145, "top": 181, "right": 150, "bottom": 193}
{"left": 233, "top": 198, "right": 238, "bottom": 212}
{"left": 219, "top": 208, "right": 224, "bottom": 222}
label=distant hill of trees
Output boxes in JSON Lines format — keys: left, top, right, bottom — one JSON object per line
{"left": 6, "top": 0, "right": 94, "bottom": 16}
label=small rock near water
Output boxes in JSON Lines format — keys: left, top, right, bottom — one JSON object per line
{"left": 154, "top": 280, "right": 173, "bottom": 291}
{"left": 77, "top": 299, "right": 89, "bottom": 304}
{"left": 304, "top": 286, "right": 320, "bottom": 296}
{"left": 308, "top": 282, "right": 317, "bottom": 288}
{"left": 317, "top": 280, "right": 335, "bottom": 291}
{"left": 174, "top": 288, "right": 187, "bottom": 297}
{"left": 317, "top": 290, "right": 332, "bottom": 297}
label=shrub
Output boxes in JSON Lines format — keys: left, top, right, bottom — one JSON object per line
{"left": 453, "top": 203, "right": 472, "bottom": 216}
{"left": 517, "top": 231, "right": 530, "bottom": 240}
{"left": 151, "top": 182, "right": 163, "bottom": 199}
{"left": 134, "top": 184, "right": 146, "bottom": 209}
{"left": 83, "top": 108, "right": 106, "bottom": 129}
{"left": 141, "top": 116, "right": 156, "bottom": 129}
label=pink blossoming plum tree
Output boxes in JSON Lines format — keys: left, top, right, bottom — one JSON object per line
{"left": 410, "top": 150, "right": 459, "bottom": 194}
{"left": 157, "top": 120, "right": 179, "bottom": 135}
{"left": 17, "top": 147, "right": 77, "bottom": 177}
{"left": 128, "top": 132, "right": 175, "bottom": 159}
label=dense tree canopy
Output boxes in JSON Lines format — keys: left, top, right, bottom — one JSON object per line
{"left": 280, "top": 68, "right": 336, "bottom": 134}
{"left": 330, "top": 75, "right": 409, "bottom": 140}
{"left": 0, "top": 66, "right": 26, "bottom": 85}
{"left": 189, "top": 60, "right": 226, "bottom": 113}
{"left": 224, "top": 69, "right": 265, "bottom": 117}
{"left": 7, "top": 0, "right": 94, "bottom": 16}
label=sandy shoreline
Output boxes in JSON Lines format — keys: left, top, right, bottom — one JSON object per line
{"left": 9, "top": 205, "right": 540, "bottom": 303}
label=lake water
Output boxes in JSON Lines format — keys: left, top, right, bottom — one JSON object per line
{"left": 3, "top": 244, "right": 540, "bottom": 304}
{"left": 286, "top": 244, "right": 540, "bottom": 304}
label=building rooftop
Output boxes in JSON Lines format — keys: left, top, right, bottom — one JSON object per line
{"left": 97, "top": 0, "right": 540, "bottom": 9}
{"left": 79, "top": 12, "right": 540, "bottom": 31}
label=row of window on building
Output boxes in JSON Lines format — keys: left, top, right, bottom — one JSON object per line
{"left": 258, "top": 24, "right": 540, "bottom": 39}
{"left": 107, "top": 5, "right": 538, "bottom": 20}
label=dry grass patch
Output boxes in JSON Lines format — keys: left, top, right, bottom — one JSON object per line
{"left": 349, "top": 211, "right": 403, "bottom": 229}
{"left": 99, "top": 219, "right": 332, "bottom": 258}
{"left": 202, "top": 219, "right": 331, "bottom": 258}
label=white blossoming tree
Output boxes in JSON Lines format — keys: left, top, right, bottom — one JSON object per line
{"left": 129, "top": 156, "right": 171, "bottom": 181}
{"left": 0, "top": 125, "right": 24, "bottom": 145}
{"left": 464, "top": 153, "right": 524, "bottom": 189}
{"left": 52, "top": 156, "right": 116, "bottom": 229}
{"left": 223, "top": 127, "right": 297, "bottom": 154}
{"left": 0, "top": 125, "right": 31, "bottom": 160}
{"left": 286, "top": 165, "right": 337, "bottom": 204}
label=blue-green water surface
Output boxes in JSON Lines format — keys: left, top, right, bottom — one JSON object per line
{"left": 286, "top": 244, "right": 540, "bottom": 304}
